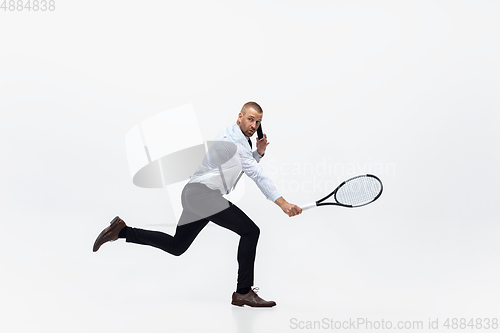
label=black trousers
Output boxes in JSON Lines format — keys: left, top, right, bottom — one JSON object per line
{"left": 124, "top": 182, "right": 260, "bottom": 291}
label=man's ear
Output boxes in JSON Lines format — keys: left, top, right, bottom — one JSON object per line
{"left": 237, "top": 112, "right": 242, "bottom": 125}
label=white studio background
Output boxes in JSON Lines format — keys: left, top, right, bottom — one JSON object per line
{"left": 1, "top": 1, "right": 499, "bottom": 332}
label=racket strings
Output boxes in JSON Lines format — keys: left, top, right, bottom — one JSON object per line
{"left": 335, "top": 176, "right": 382, "bottom": 207}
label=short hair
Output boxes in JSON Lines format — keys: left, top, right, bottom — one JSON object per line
{"left": 241, "top": 101, "right": 263, "bottom": 115}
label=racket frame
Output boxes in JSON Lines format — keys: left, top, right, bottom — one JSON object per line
{"left": 302, "top": 174, "right": 383, "bottom": 210}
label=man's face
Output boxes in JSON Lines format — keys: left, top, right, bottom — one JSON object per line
{"left": 237, "top": 108, "right": 262, "bottom": 138}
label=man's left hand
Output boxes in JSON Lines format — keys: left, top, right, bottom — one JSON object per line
{"left": 256, "top": 133, "right": 269, "bottom": 156}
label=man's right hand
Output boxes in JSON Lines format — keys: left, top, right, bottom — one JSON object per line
{"left": 275, "top": 197, "right": 302, "bottom": 217}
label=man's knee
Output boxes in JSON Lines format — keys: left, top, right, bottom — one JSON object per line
{"left": 238, "top": 223, "right": 260, "bottom": 239}
{"left": 249, "top": 224, "right": 260, "bottom": 239}
{"left": 170, "top": 244, "right": 189, "bottom": 256}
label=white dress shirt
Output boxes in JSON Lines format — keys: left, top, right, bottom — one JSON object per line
{"left": 188, "top": 123, "right": 281, "bottom": 203}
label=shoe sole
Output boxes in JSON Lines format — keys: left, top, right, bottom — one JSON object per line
{"left": 231, "top": 300, "right": 276, "bottom": 307}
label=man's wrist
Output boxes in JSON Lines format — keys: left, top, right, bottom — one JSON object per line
{"left": 275, "top": 197, "right": 286, "bottom": 207}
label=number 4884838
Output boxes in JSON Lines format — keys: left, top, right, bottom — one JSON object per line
{"left": 1, "top": 0, "right": 56, "bottom": 11}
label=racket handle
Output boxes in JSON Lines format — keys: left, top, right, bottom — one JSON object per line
{"left": 301, "top": 202, "right": 317, "bottom": 211}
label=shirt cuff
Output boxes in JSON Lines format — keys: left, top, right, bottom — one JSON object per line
{"left": 268, "top": 191, "right": 282, "bottom": 203}
{"left": 252, "top": 149, "right": 264, "bottom": 162}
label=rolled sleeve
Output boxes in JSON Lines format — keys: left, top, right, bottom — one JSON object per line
{"left": 252, "top": 149, "right": 263, "bottom": 162}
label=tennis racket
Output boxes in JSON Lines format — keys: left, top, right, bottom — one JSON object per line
{"left": 301, "top": 174, "right": 383, "bottom": 210}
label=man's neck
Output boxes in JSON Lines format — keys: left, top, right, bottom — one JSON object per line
{"left": 236, "top": 123, "right": 249, "bottom": 138}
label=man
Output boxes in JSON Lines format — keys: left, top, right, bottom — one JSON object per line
{"left": 93, "top": 101, "right": 302, "bottom": 307}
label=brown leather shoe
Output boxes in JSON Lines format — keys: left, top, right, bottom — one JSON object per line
{"left": 231, "top": 287, "right": 276, "bottom": 307}
{"left": 93, "top": 216, "right": 126, "bottom": 252}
